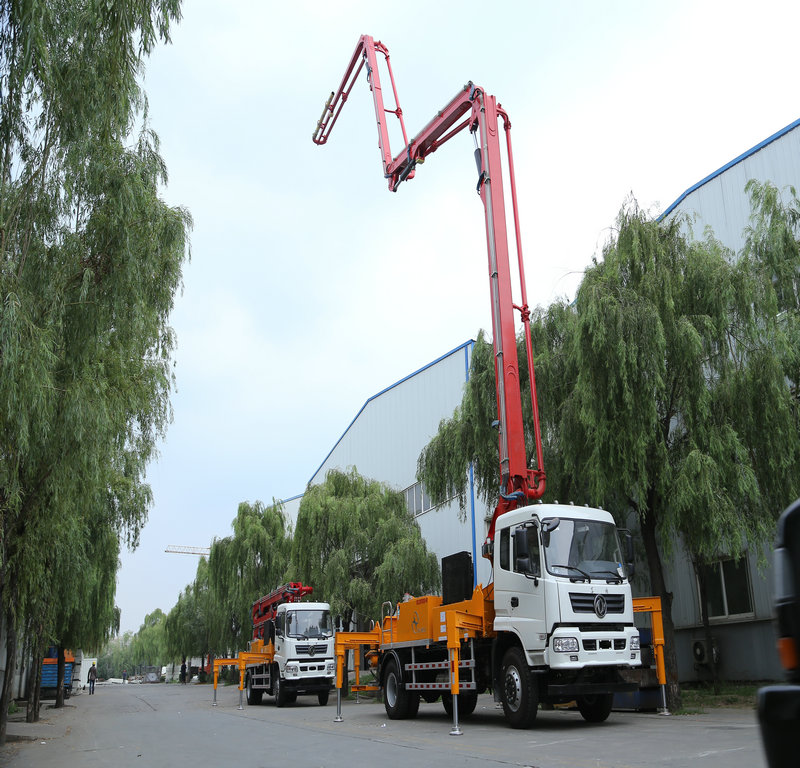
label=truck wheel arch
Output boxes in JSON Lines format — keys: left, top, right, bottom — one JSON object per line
{"left": 492, "top": 631, "right": 525, "bottom": 691}
{"left": 380, "top": 649, "right": 405, "bottom": 687}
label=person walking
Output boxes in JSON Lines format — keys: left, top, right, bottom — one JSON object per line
{"left": 180, "top": 659, "right": 187, "bottom": 684}
{"left": 87, "top": 662, "right": 98, "bottom": 694}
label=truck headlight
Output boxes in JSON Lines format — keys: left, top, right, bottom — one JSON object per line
{"left": 326, "top": 662, "right": 335, "bottom": 674}
{"left": 630, "top": 636, "right": 640, "bottom": 651}
{"left": 285, "top": 663, "right": 300, "bottom": 678}
{"left": 553, "top": 637, "right": 579, "bottom": 653}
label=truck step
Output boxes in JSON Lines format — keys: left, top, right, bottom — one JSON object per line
{"left": 404, "top": 659, "right": 475, "bottom": 671}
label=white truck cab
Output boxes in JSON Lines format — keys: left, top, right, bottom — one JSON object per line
{"left": 273, "top": 601, "right": 336, "bottom": 686}
{"left": 493, "top": 503, "right": 640, "bottom": 704}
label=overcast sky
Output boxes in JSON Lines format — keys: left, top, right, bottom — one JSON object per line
{"left": 116, "top": 0, "right": 800, "bottom": 633}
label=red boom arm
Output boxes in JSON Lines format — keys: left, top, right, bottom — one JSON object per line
{"left": 313, "top": 36, "right": 546, "bottom": 550}
{"left": 251, "top": 582, "right": 313, "bottom": 641}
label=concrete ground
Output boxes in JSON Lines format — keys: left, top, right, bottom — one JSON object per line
{"left": 1, "top": 681, "right": 768, "bottom": 768}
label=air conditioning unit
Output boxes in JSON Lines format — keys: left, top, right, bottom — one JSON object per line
{"left": 692, "top": 638, "right": 720, "bottom": 666}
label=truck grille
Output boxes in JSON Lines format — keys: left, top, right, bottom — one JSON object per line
{"left": 569, "top": 593, "right": 625, "bottom": 614}
{"left": 295, "top": 643, "right": 328, "bottom": 656}
{"left": 583, "top": 638, "right": 627, "bottom": 651}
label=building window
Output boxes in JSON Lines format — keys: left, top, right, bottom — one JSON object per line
{"left": 699, "top": 557, "right": 753, "bottom": 619}
{"left": 403, "top": 481, "right": 459, "bottom": 517}
{"left": 404, "top": 482, "right": 434, "bottom": 516}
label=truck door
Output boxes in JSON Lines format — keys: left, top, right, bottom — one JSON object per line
{"left": 275, "top": 608, "right": 286, "bottom": 669}
{"left": 494, "top": 524, "right": 547, "bottom": 654}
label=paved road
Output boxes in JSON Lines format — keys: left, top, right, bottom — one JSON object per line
{"left": 1, "top": 682, "right": 766, "bottom": 768}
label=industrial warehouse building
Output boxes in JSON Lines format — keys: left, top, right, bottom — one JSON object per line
{"left": 285, "top": 118, "right": 800, "bottom": 683}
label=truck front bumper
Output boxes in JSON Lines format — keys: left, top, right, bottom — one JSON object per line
{"left": 544, "top": 666, "right": 639, "bottom": 698}
{"left": 544, "top": 626, "right": 640, "bottom": 671}
{"left": 283, "top": 660, "right": 335, "bottom": 692}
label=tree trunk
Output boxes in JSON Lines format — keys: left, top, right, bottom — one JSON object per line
{"left": 17, "top": 629, "right": 30, "bottom": 701}
{"left": 24, "top": 648, "right": 39, "bottom": 722}
{"left": 33, "top": 657, "right": 42, "bottom": 721}
{"left": 640, "top": 510, "right": 683, "bottom": 712}
{"left": 0, "top": 616, "right": 18, "bottom": 746}
{"left": 55, "top": 646, "right": 65, "bottom": 708}
{"left": 695, "top": 562, "right": 720, "bottom": 694}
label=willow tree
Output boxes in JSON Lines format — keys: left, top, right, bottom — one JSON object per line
{"left": 97, "top": 631, "right": 135, "bottom": 680}
{"left": 292, "top": 468, "right": 440, "bottom": 629}
{"left": 0, "top": 0, "right": 188, "bottom": 741}
{"left": 164, "top": 557, "right": 212, "bottom": 671}
{"left": 207, "top": 501, "right": 290, "bottom": 655}
{"left": 47, "top": 521, "right": 121, "bottom": 710}
{"left": 418, "top": 187, "right": 800, "bottom": 711}
{"left": 130, "top": 609, "right": 167, "bottom": 672}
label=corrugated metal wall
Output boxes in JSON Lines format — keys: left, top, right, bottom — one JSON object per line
{"left": 310, "top": 343, "right": 472, "bottom": 490}
{"left": 663, "top": 118, "right": 800, "bottom": 253}
{"left": 286, "top": 340, "right": 493, "bottom": 588}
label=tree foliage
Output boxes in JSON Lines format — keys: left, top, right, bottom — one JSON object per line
{"left": 292, "top": 468, "right": 441, "bottom": 627}
{"left": 417, "top": 184, "right": 800, "bottom": 709}
{"left": 130, "top": 609, "right": 167, "bottom": 669}
{"left": 206, "top": 500, "right": 290, "bottom": 655}
{"left": 0, "top": 0, "right": 187, "bottom": 738}
{"left": 97, "top": 631, "right": 135, "bottom": 680}
{"left": 164, "top": 557, "right": 211, "bottom": 665}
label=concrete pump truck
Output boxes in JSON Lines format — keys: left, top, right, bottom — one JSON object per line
{"left": 212, "top": 582, "right": 335, "bottom": 708}
{"left": 312, "top": 36, "right": 644, "bottom": 733}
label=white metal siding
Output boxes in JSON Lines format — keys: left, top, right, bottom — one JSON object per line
{"left": 311, "top": 345, "right": 470, "bottom": 489}
{"left": 286, "top": 341, "right": 492, "bottom": 587}
{"left": 664, "top": 119, "right": 800, "bottom": 253}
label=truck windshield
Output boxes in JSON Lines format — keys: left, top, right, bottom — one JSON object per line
{"left": 543, "top": 518, "right": 627, "bottom": 582}
{"left": 285, "top": 609, "right": 333, "bottom": 639}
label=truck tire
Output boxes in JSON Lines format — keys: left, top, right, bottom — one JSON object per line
{"left": 273, "top": 668, "right": 288, "bottom": 708}
{"left": 577, "top": 693, "right": 614, "bottom": 723}
{"left": 442, "top": 691, "right": 478, "bottom": 718}
{"left": 500, "top": 647, "right": 538, "bottom": 729}
{"left": 406, "top": 690, "right": 420, "bottom": 718}
{"left": 318, "top": 690, "right": 329, "bottom": 706}
{"left": 383, "top": 658, "right": 414, "bottom": 719}
{"left": 246, "top": 674, "right": 262, "bottom": 705}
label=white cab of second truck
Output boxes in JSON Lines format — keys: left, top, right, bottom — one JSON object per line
{"left": 245, "top": 600, "right": 335, "bottom": 707}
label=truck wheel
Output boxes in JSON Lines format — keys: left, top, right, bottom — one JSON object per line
{"left": 406, "top": 690, "right": 420, "bottom": 718}
{"left": 577, "top": 693, "right": 614, "bottom": 723}
{"left": 383, "top": 658, "right": 411, "bottom": 719}
{"left": 442, "top": 691, "right": 478, "bottom": 718}
{"left": 501, "top": 647, "right": 538, "bottom": 729}
{"left": 246, "top": 674, "right": 262, "bottom": 705}
{"left": 274, "top": 670, "right": 287, "bottom": 708}
{"left": 318, "top": 690, "right": 329, "bottom": 706}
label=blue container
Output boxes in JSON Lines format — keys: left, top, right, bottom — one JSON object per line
{"left": 41, "top": 661, "right": 73, "bottom": 689}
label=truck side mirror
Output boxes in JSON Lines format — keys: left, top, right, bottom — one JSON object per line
{"left": 622, "top": 530, "right": 635, "bottom": 578}
{"left": 758, "top": 497, "right": 800, "bottom": 767}
{"left": 774, "top": 499, "right": 800, "bottom": 682}
{"left": 514, "top": 527, "right": 530, "bottom": 572}
{"left": 514, "top": 527, "right": 538, "bottom": 581}
{"left": 541, "top": 517, "right": 559, "bottom": 547}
